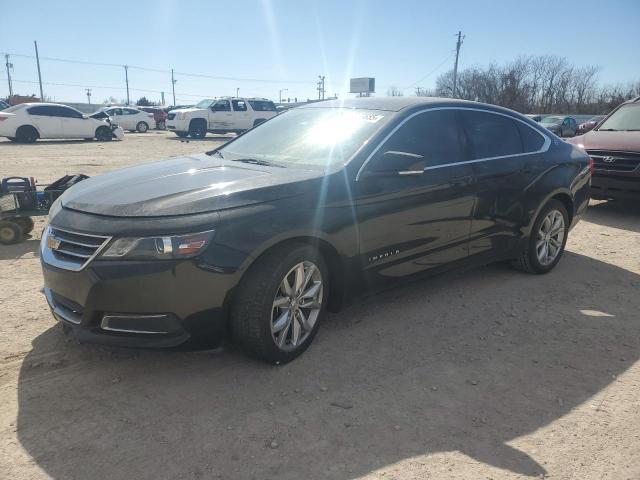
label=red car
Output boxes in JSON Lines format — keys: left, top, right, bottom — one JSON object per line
{"left": 576, "top": 115, "right": 605, "bottom": 135}
{"left": 138, "top": 106, "right": 168, "bottom": 130}
{"left": 568, "top": 97, "right": 640, "bottom": 200}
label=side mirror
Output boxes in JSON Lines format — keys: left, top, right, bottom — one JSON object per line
{"left": 362, "top": 151, "right": 425, "bottom": 178}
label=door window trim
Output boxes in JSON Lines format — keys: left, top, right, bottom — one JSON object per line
{"left": 355, "top": 107, "right": 551, "bottom": 181}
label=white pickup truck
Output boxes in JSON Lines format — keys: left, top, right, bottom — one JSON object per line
{"left": 166, "top": 97, "right": 278, "bottom": 138}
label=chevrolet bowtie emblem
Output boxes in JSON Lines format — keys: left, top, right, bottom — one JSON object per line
{"left": 47, "top": 234, "right": 61, "bottom": 250}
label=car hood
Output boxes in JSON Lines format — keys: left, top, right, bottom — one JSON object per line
{"left": 172, "top": 107, "right": 207, "bottom": 116}
{"left": 567, "top": 130, "right": 640, "bottom": 152}
{"left": 61, "top": 153, "right": 322, "bottom": 217}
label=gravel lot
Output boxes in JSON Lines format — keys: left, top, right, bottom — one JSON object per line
{"left": 1, "top": 132, "right": 639, "bottom": 480}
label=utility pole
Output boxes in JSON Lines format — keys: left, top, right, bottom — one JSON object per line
{"left": 34, "top": 41, "right": 44, "bottom": 100}
{"left": 85, "top": 88, "right": 92, "bottom": 106}
{"left": 5, "top": 54, "right": 13, "bottom": 98}
{"left": 452, "top": 30, "right": 464, "bottom": 98}
{"left": 279, "top": 88, "right": 288, "bottom": 103}
{"left": 236, "top": 87, "right": 239, "bottom": 97}
{"left": 124, "top": 65, "right": 130, "bottom": 105}
{"left": 171, "top": 69, "right": 177, "bottom": 106}
{"left": 161, "top": 91, "right": 165, "bottom": 105}
{"left": 317, "top": 76, "right": 325, "bottom": 100}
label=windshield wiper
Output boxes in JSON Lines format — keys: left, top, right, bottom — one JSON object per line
{"left": 231, "top": 158, "right": 285, "bottom": 168}
{"left": 207, "top": 149, "right": 224, "bottom": 158}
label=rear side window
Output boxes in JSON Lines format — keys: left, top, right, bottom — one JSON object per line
{"left": 232, "top": 100, "right": 247, "bottom": 111}
{"left": 517, "top": 122, "right": 545, "bottom": 152}
{"left": 462, "top": 110, "right": 523, "bottom": 159}
{"left": 123, "top": 108, "right": 139, "bottom": 115}
{"left": 28, "top": 105, "right": 56, "bottom": 116}
{"left": 249, "top": 100, "right": 276, "bottom": 112}
{"left": 370, "top": 110, "right": 465, "bottom": 170}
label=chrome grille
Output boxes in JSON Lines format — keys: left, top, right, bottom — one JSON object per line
{"left": 41, "top": 226, "right": 111, "bottom": 271}
{"left": 587, "top": 150, "right": 640, "bottom": 173}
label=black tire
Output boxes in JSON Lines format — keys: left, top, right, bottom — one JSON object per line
{"left": 156, "top": 120, "right": 166, "bottom": 130}
{"left": 0, "top": 221, "right": 23, "bottom": 245}
{"left": 189, "top": 120, "right": 207, "bottom": 139}
{"left": 230, "top": 243, "right": 329, "bottom": 364}
{"left": 95, "top": 126, "right": 113, "bottom": 141}
{"left": 8, "top": 137, "right": 17, "bottom": 142}
{"left": 175, "top": 131, "right": 189, "bottom": 138}
{"left": 14, "top": 217, "right": 35, "bottom": 235}
{"left": 512, "top": 199, "right": 569, "bottom": 274}
{"left": 15, "top": 125, "right": 39, "bottom": 144}
{"left": 252, "top": 119, "right": 266, "bottom": 128}
{"left": 136, "top": 121, "right": 149, "bottom": 133}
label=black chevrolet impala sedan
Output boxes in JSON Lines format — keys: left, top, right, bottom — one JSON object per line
{"left": 41, "top": 98, "right": 591, "bottom": 363}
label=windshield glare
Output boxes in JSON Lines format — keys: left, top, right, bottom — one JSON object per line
{"left": 195, "top": 99, "right": 215, "bottom": 109}
{"left": 219, "top": 108, "right": 388, "bottom": 167}
{"left": 597, "top": 105, "right": 640, "bottom": 131}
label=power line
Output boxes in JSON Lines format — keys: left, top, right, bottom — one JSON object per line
{"left": 403, "top": 53, "right": 455, "bottom": 90}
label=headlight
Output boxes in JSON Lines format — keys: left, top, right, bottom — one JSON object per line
{"left": 101, "top": 230, "right": 214, "bottom": 260}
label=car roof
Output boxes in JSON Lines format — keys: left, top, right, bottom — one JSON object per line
{"left": 298, "top": 96, "right": 495, "bottom": 112}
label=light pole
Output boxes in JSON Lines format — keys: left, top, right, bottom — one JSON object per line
{"left": 236, "top": 87, "right": 239, "bottom": 97}
{"left": 279, "top": 88, "right": 288, "bottom": 103}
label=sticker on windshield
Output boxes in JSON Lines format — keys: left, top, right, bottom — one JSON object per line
{"left": 361, "top": 113, "right": 384, "bottom": 123}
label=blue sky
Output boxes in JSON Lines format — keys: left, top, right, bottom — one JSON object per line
{"left": 1, "top": 0, "right": 639, "bottom": 105}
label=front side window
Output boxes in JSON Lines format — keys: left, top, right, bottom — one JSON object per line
{"left": 56, "top": 106, "right": 83, "bottom": 118}
{"left": 597, "top": 104, "right": 640, "bottom": 131}
{"left": 461, "top": 110, "right": 522, "bottom": 159}
{"left": 107, "top": 108, "right": 122, "bottom": 116}
{"left": 213, "top": 100, "right": 231, "bottom": 112}
{"left": 368, "top": 110, "right": 465, "bottom": 173}
{"left": 218, "top": 107, "right": 388, "bottom": 168}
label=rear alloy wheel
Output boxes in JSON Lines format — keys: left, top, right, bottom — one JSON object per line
{"left": 0, "top": 221, "right": 23, "bottom": 245}
{"left": 95, "top": 126, "right": 113, "bottom": 141}
{"left": 512, "top": 199, "right": 569, "bottom": 274}
{"left": 136, "top": 121, "right": 149, "bottom": 133}
{"left": 16, "top": 126, "right": 39, "bottom": 144}
{"left": 230, "top": 244, "right": 328, "bottom": 364}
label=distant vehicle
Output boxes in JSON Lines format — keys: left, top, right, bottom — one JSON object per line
{"left": 540, "top": 116, "right": 578, "bottom": 137}
{"left": 138, "top": 106, "right": 168, "bottom": 130}
{"left": 166, "top": 97, "right": 278, "bottom": 139}
{"left": 99, "top": 106, "right": 154, "bottom": 133}
{"left": 0, "top": 100, "right": 9, "bottom": 111}
{"left": 525, "top": 114, "right": 543, "bottom": 122}
{"left": 568, "top": 96, "right": 640, "bottom": 200}
{"left": 576, "top": 115, "right": 605, "bottom": 135}
{"left": 0, "top": 103, "right": 121, "bottom": 143}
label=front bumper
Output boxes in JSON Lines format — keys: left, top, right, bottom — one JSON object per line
{"left": 591, "top": 173, "right": 640, "bottom": 199}
{"left": 166, "top": 118, "right": 190, "bottom": 132}
{"left": 41, "top": 256, "right": 237, "bottom": 348}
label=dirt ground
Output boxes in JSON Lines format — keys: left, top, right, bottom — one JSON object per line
{"left": 0, "top": 132, "right": 639, "bottom": 480}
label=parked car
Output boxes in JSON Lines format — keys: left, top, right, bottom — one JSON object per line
{"left": 166, "top": 97, "right": 278, "bottom": 138}
{"left": 40, "top": 97, "right": 590, "bottom": 363}
{"left": 568, "top": 96, "right": 640, "bottom": 200}
{"left": 99, "top": 106, "right": 154, "bottom": 132}
{"left": 138, "top": 106, "right": 168, "bottom": 130}
{"left": 0, "top": 103, "right": 120, "bottom": 143}
{"left": 525, "top": 114, "right": 543, "bottom": 122}
{"left": 539, "top": 116, "right": 578, "bottom": 137}
{"left": 576, "top": 115, "right": 605, "bottom": 135}
{"left": 0, "top": 100, "right": 9, "bottom": 111}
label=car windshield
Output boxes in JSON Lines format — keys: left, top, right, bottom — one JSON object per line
{"left": 2, "top": 104, "right": 27, "bottom": 113}
{"left": 195, "top": 99, "right": 215, "bottom": 109}
{"left": 216, "top": 107, "right": 389, "bottom": 168}
{"left": 541, "top": 116, "right": 562, "bottom": 124}
{"left": 597, "top": 104, "right": 640, "bottom": 131}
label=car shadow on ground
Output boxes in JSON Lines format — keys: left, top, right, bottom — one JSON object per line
{"left": 585, "top": 200, "right": 640, "bottom": 233}
{"left": 15, "top": 252, "right": 640, "bottom": 479}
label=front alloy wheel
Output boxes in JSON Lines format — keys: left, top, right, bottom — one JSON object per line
{"left": 271, "top": 261, "right": 323, "bottom": 351}
{"left": 230, "top": 243, "right": 328, "bottom": 364}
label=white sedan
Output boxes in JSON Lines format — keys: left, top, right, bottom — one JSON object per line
{"left": 0, "top": 103, "right": 119, "bottom": 143}
{"left": 100, "top": 106, "right": 154, "bottom": 132}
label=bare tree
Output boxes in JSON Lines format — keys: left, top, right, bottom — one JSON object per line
{"left": 386, "top": 86, "right": 404, "bottom": 97}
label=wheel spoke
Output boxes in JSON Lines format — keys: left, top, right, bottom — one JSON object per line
{"left": 290, "top": 310, "right": 302, "bottom": 346}
{"left": 301, "top": 264, "right": 316, "bottom": 293}
{"left": 281, "top": 275, "right": 294, "bottom": 297}
{"left": 277, "top": 320, "right": 291, "bottom": 347}
{"left": 300, "top": 282, "right": 321, "bottom": 300}
{"left": 273, "top": 296, "right": 289, "bottom": 308}
{"left": 272, "top": 310, "right": 291, "bottom": 333}
{"left": 294, "top": 264, "right": 305, "bottom": 294}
